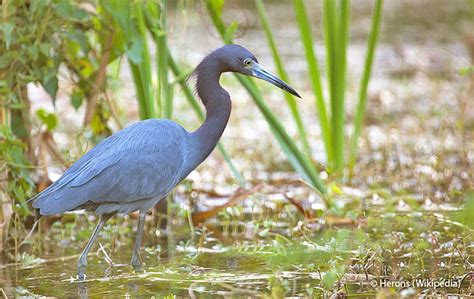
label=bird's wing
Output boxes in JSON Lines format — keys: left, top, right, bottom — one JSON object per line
{"left": 32, "top": 120, "right": 188, "bottom": 215}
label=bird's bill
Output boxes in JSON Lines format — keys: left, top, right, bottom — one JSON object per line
{"left": 249, "top": 62, "right": 301, "bottom": 98}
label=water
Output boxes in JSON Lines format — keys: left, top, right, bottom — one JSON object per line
{"left": 2, "top": 207, "right": 471, "bottom": 297}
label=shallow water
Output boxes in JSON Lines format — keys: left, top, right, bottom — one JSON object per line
{"left": 2, "top": 207, "right": 471, "bottom": 297}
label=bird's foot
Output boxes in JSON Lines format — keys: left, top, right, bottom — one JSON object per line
{"left": 77, "top": 257, "right": 87, "bottom": 281}
{"left": 132, "top": 264, "right": 144, "bottom": 273}
{"left": 131, "top": 251, "right": 143, "bottom": 272}
{"left": 77, "top": 266, "right": 87, "bottom": 281}
{"left": 132, "top": 262, "right": 144, "bottom": 272}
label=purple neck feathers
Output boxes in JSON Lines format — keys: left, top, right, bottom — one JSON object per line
{"left": 189, "top": 54, "right": 232, "bottom": 166}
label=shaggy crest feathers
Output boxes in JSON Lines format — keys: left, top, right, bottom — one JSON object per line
{"left": 186, "top": 44, "right": 257, "bottom": 103}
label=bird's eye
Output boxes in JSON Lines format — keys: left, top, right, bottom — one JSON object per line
{"left": 244, "top": 59, "right": 253, "bottom": 67}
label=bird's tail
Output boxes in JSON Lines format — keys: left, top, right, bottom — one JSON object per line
{"left": 26, "top": 193, "right": 39, "bottom": 204}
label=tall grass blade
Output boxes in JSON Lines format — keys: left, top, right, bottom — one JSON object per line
{"left": 334, "top": 0, "right": 350, "bottom": 174}
{"left": 255, "top": 0, "right": 312, "bottom": 158}
{"left": 155, "top": 1, "right": 173, "bottom": 119}
{"left": 237, "top": 74, "right": 327, "bottom": 194}
{"left": 206, "top": 0, "right": 326, "bottom": 195}
{"left": 293, "top": 0, "right": 333, "bottom": 168}
{"left": 323, "top": 0, "right": 338, "bottom": 171}
{"left": 349, "top": 0, "right": 383, "bottom": 171}
{"left": 145, "top": 1, "right": 173, "bottom": 119}
{"left": 131, "top": 3, "right": 155, "bottom": 119}
{"left": 129, "top": 63, "right": 150, "bottom": 119}
{"left": 323, "top": 0, "right": 350, "bottom": 174}
{"left": 103, "top": 1, "right": 154, "bottom": 119}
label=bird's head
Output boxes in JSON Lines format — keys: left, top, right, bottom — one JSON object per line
{"left": 206, "top": 44, "right": 301, "bottom": 98}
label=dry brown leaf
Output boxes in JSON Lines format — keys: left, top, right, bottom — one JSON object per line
{"left": 284, "top": 193, "right": 314, "bottom": 220}
{"left": 324, "top": 216, "right": 368, "bottom": 228}
{"left": 192, "top": 184, "right": 263, "bottom": 226}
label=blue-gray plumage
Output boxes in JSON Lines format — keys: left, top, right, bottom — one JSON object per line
{"left": 30, "top": 44, "right": 300, "bottom": 280}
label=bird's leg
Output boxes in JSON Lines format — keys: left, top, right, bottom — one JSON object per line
{"left": 77, "top": 213, "right": 113, "bottom": 281}
{"left": 131, "top": 211, "right": 147, "bottom": 272}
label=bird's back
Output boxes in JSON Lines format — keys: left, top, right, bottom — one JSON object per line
{"left": 32, "top": 119, "right": 190, "bottom": 215}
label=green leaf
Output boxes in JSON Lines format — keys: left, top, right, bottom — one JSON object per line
{"left": 39, "top": 42, "right": 51, "bottom": 56}
{"left": 452, "top": 191, "right": 474, "bottom": 229}
{"left": 71, "top": 89, "right": 84, "bottom": 110}
{"left": 103, "top": 0, "right": 132, "bottom": 34}
{"left": 36, "top": 108, "right": 58, "bottom": 131}
{"left": 223, "top": 21, "right": 239, "bottom": 42}
{"left": 293, "top": 0, "right": 333, "bottom": 164}
{"left": 208, "top": 0, "right": 225, "bottom": 17}
{"left": 53, "top": 2, "right": 88, "bottom": 21}
{"left": 329, "top": 183, "right": 343, "bottom": 195}
{"left": 459, "top": 66, "right": 474, "bottom": 76}
{"left": 322, "top": 264, "right": 346, "bottom": 289}
{"left": 27, "top": 45, "right": 39, "bottom": 61}
{"left": 126, "top": 38, "right": 143, "bottom": 64}
{"left": 1, "top": 23, "right": 15, "bottom": 49}
{"left": 322, "top": 269, "right": 338, "bottom": 289}
{"left": 42, "top": 73, "right": 58, "bottom": 99}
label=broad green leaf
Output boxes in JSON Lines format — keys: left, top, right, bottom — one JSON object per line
{"left": 103, "top": 0, "right": 132, "bottom": 34}
{"left": 36, "top": 108, "right": 58, "bottom": 131}
{"left": 71, "top": 89, "right": 84, "bottom": 110}
{"left": 42, "top": 73, "right": 58, "bottom": 99}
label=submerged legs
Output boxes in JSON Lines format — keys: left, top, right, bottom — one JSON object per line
{"left": 76, "top": 210, "right": 147, "bottom": 279}
{"left": 131, "top": 211, "right": 147, "bottom": 271}
{"left": 77, "top": 213, "right": 114, "bottom": 281}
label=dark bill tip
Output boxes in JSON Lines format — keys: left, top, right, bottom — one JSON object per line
{"left": 251, "top": 65, "right": 301, "bottom": 99}
{"left": 285, "top": 86, "right": 301, "bottom": 98}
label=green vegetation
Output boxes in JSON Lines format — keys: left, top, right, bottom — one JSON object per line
{"left": 203, "top": 0, "right": 383, "bottom": 189}
{"left": 0, "top": 0, "right": 244, "bottom": 248}
{"left": 349, "top": 0, "right": 384, "bottom": 172}
{"left": 255, "top": 0, "right": 312, "bottom": 158}
{"left": 0, "top": 0, "right": 472, "bottom": 297}
{"left": 1, "top": 0, "right": 112, "bottom": 245}
{"left": 4, "top": 192, "right": 472, "bottom": 297}
{"left": 254, "top": 0, "right": 384, "bottom": 177}
{"left": 206, "top": 0, "right": 327, "bottom": 195}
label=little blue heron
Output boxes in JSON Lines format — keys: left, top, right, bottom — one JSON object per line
{"left": 30, "top": 44, "right": 300, "bottom": 280}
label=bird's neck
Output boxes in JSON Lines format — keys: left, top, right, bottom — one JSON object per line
{"left": 189, "top": 68, "right": 232, "bottom": 167}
